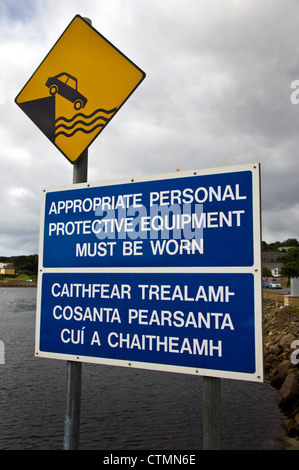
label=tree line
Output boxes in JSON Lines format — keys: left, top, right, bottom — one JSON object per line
{"left": 262, "top": 238, "right": 299, "bottom": 252}
{"left": 280, "top": 248, "right": 299, "bottom": 281}
{"left": 0, "top": 254, "right": 38, "bottom": 277}
{"left": 262, "top": 238, "right": 299, "bottom": 282}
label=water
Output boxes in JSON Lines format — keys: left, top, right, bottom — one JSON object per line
{"left": 0, "top": 287, "right": 286, "bottom": 450}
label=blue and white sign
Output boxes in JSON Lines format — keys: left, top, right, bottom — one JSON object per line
{"left": 36, "top": 164, "right": 263, "bottom": 381}
{"left": 41, "top": 167, "right": 255, "bottom": 268}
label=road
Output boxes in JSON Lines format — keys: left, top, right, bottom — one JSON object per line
{"left": 263, "top": 288, "right": 290, "bottom": 295}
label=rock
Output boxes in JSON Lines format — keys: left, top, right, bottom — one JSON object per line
{"left": 265, "top": 356, "right": 280, "bottom": 375}
{"left": 279, "top": 334, "right": 297, "bottom": 349}
{"left": 268, "top": 345, "right": 281, "bottom": 356}
{"left": 262, "top": 296, "right": 299, "bottom": 439}
{"left": 270, "top": 360, "right": 291, "bottom": 388}
{"left": 265, "top": 341, "right": 275, "bottom": 349}
{"left": 276, "top": 373, "right": 299, "bottom": 409}
{"left": 283, "top": 418, "right": 298, "bottom": 437}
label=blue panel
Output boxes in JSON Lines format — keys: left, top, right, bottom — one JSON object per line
{"left": 42, "top": 171, "right": 253, "bottom": 268}
{"left": 39, "top": 272, "right": 256, "bottom": 374}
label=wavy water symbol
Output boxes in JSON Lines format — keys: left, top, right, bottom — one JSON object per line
{"left": 55, "top": 107, "right": 117, "bottom": 139}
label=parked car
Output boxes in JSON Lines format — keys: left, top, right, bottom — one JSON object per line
{"left": 269, "top": 280, "right": 282, "bottom": 289}
{"left": 263, "top": 281, "right": 269, "bottom": 288}
{"left": 45, "top": 72, "right": 87, "bottom": 110}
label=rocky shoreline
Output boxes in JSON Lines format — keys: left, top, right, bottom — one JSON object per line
{"left": 0, "top": 280, "right": 37, "bottom": 287}
{"left": 263, "top": 291, "right": 299, "bottom": 443}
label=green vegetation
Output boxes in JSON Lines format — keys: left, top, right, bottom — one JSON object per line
{"left": 262, "top": 266, "right": 272, "bottom": 278}
{"left": 280, "top": 248, "right": 299, "bottom": 283}
{"left": 262, "top": 238, "right": 299, "bottom": 252}
{"left": 0, "top": 254, "right": 38, "bottom": 279}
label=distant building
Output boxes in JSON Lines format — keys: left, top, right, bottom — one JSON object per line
{"left": 262, "top": 252, "right": 282, "bottom": 263}
{"left": 263, "top": 263, "right": 283, "bottom": 277}
{"left": 0, "top": 263, "right": 15, "bottom": 275}
{"left": 262, "top": 252, "right": 283, "bottom": 278}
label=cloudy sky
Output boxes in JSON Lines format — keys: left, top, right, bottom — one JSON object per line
{"left": 1, "top": 0, "right": 299, "bottom": 255}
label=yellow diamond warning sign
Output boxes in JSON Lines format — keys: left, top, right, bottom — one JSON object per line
{"left": 15, "top": 15, "right": 146, "bottom": 163}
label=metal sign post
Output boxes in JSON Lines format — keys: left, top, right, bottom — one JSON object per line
{"left": 64, "top": 360, "right": 82, "bottom": 450}
{"left": 203, "top": 376, "right": 221, "bottom": 449}
{"left": 63, "top": 147, "right": 88, "bottom": 450}
{"left": 63, "top": 17, "right": 91, "bottom": 452}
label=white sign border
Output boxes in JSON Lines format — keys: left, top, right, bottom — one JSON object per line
{"left": 35, "top": 163, "right": 263, "bottom": 382}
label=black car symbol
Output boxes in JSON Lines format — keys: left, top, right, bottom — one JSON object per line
{"left": 45, "top": 72, "right": 87, "bottom": 110}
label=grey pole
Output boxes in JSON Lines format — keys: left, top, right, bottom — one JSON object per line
{"left": 63, "top": 17, "right": 91, "bottom": 451}
{"left": 202, "top": 376, "right": 221, "bottom": 450}
{"left": 63, "top": 147, "right": 88, "bottom": 450}
{"left": 72, "top": 148, "right": 88, "bottom": 184}
{"left": 64, "top": 360, "right": 83, "bottom": 450}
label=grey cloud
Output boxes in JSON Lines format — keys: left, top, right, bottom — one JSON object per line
{"left": 0, "top": 0, "right": 299, "bottom": 255}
